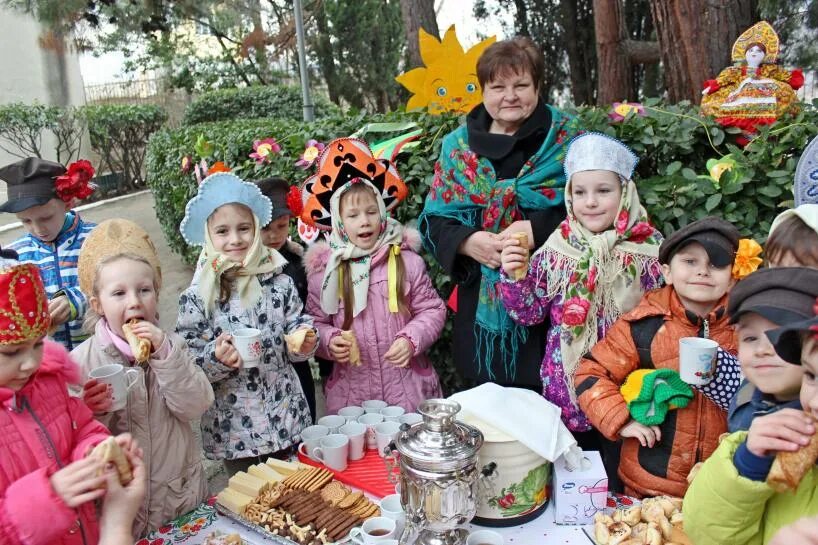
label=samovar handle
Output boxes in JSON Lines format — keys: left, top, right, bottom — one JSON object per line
{"left": 383, "top": 441, "right": 400, "bottom": 484}
{"left": 477, "top": 461, "right": 499, "bottom": 503}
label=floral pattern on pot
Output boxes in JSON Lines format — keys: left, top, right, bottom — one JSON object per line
{"left": 486, "top": 463, "right": 551, "bottom": 517}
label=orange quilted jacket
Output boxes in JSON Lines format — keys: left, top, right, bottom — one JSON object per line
{"left": 574, "top": 285, "right": 736, "bottom": 498}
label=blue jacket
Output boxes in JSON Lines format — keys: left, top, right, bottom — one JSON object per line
{"left": 8, "top": 212, "right": 95, "bottom": 350}
{"left": 728, "top": 379, "right": 803, "bottom": 432}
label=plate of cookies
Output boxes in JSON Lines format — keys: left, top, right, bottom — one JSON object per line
{"left": 216, "top": 460, "right": 382, "bottom": 545}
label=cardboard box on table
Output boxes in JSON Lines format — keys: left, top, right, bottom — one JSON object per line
{"left": 553, "top": 450, "right": 608, "bottom": 525}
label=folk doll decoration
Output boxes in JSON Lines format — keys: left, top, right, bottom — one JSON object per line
{"left": 396, "top": 25, "right": 496, "bottom": 115}
{"left": 700, "top": 21, "right": 803, "bottom": 145}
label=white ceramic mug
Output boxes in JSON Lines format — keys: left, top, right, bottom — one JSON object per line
{"left": 312, "top": 434, "right": 349, "bottom": 472}
{"left": 349, "top": 517, "right": 396, "bottom": 544}
{"left": 340, "top": 421, "right": 366, "bottom": 461}
{"left": 380, "top": 406, "right": 405, "bottom": 422}
{"left": 375, "top": 421, "right": 401, "bottom": 457}
{"left": 339, "top": 405, "right": 366, "bottom": 422}
{"left": 232, "top": 328, "right": 262, "bottom": 368}
{"left": 379, "top": 494, "right": 405, "bottom": 537}
{"left": 679, "top": 337, "right": 719, "bottom": 385}
{"left": 398, "top": 412, "right": 423, "bottom": 426}
{"left": 358, "top": 413, "right": 385, "bottom": 450}
{"left": 88, "top": 364, "right": 139, "bottom": 412}
{"left": 362, "top": 399, "right": 388, "bottom": 413}
{"left": 466, "top": 529, "right": 504, "bottom": 545}
{"left": 298, "top": 424, "right": 329, "bottom": 461}
{"left": 317, "top": 414, "right": 347, "bottom": 434}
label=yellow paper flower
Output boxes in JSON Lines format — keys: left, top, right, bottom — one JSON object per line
{"left": 732, "top": 238, "right": 763, "bottom": 279}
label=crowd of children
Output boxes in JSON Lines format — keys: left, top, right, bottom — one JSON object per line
{"left": 1, "top": 127, "right": 818, "bottom": 544}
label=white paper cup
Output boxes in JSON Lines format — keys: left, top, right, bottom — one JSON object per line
{"left": 362, "top": 399, "right": 388, "bottom": 413}
{"left": 375, "top": 421, "right": 401, "bottom": 458}
{"left": 379, "top": 494, "right": 405, "bottom": 536}
{"left": 298, "top": 424, "right": 329, "bottom": 461}
{"left": 340, "top": 421, "right": 366, "bottom": 461}
{"left": 339, "top": 405, "right": 365, "bottom": 422}
{"left": 311, "top": 434, "right": 349, "bottom": 472}
{"left": 317, "top": 414, "right": 346, "bottom": 434}
{"left": 349, "top": 517, "right": 396, "bottom": 544}
{"left": 232, "top": 328, "right": 262, "bottom": 368}
{"left": 379, "top": 406, "right": 405, "bottom": 422}
{"left": 88, "top": 364, "right": 139, "bottom": 412}
{"left": 398, "top": 412, "right": 423, "bottom": 426}
{"left": 679, "top": 337, "right": 719, "bottom": 385}
{"left": 358, "top": 413, "right": 385, "bottom": 450}
{"left": 466, "top": 529, "right": 504, "bottom": 545}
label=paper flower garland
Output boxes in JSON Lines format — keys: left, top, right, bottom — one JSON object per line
{"left": 732, "top": 238, "right": 763, "bottom": 279}
{"left": 55, "top": 159, "right": 95, "bottom": 202}
{"left": 249, "top": 138, "right": 281, "bottom": 164}
{"left": 295, "top": 139, "right": 326, "bottom": 169}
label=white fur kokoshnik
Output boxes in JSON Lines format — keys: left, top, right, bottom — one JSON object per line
{"left": 795, "top": 135, "right": 818, "bottom": 206}
{"left": 180, "top": 172, "right": 272, "bottom": 246}
{"left": 563, "top": 132, "right": 639, "bottom": 182}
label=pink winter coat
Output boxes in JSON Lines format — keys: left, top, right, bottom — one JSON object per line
{"left": 0, "top": 340, "right": 110, "bottom": 545}
{"left": 305, "top": 229, "right": 445, "bottom": 413}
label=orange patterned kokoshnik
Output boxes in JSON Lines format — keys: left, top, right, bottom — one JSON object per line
{"left": 0, "top": 263, "right": 51, "bottom": 345}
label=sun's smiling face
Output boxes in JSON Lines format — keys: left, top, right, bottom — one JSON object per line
{"left": 396, "top": 25, "right": 496, "bottom": 115}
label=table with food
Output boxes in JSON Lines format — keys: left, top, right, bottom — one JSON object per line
{"left": 135, "top": 386, "right": 695, "bottom": 545}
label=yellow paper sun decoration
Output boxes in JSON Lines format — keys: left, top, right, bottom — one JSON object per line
{"left": 732, "top": 238, "right": 763, "bottom": 280}
{"left": 396, "top": 25, "right": 496, "bottom": 115}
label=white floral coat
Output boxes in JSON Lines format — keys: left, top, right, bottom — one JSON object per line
{"left": 176, "top": 270, "right": 316, "bottom": 460}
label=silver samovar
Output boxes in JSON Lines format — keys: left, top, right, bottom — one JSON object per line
{"left": 384, "top": 399, "right": 497, "bottom": 545}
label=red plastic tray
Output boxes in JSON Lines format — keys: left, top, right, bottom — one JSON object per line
{"left": 297, "top": 448, "right": 399, "bottom": 499}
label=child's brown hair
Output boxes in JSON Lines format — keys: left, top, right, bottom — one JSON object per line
{"left": 766, "top": 214, "right": 818, "bottom": 267}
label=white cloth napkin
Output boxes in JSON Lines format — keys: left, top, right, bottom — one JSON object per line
{"left": 449, "top": 383, "right": 584, "bottom": 468}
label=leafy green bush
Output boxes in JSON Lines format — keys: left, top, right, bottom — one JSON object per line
{"left": 182, "top": 85, "right": 342, "bottom": 125}
{"left": 146, "top": 101, "right": 818, "bottom": 393}
{"left": 80, "top": 104, "right": 168, "bottom": 189}
{"left": 0, "top": 102, "right": 85, "bottom": 164}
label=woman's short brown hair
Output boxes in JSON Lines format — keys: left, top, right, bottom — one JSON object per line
{"left": 766, "top": 214, "right": 818, "bottom": 267}
{"left": 476, "top": 36, "right": 544, "bottom": 91}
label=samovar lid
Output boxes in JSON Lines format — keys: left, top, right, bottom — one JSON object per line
{"left": 394, "top": 399, "right": 483, "bottom": 470}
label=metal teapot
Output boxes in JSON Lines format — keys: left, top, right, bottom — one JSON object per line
{"left": 384, "top": 399, "right": 497, "bottom": 545}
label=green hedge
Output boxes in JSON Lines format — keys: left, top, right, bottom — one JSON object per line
{"left": 80, "top": 104, "right": 168, "bottom": 188}
{"left": 146, "top": 100, "right": 818, "bottom": 393}
{"left": 182, "top": 85, "right": 342, "bottom": 125}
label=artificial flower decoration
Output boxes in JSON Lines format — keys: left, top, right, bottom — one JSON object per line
{"left": 701, "top": 154, "right": 744, "bottom": 188}
{"left": 194, "top": 134, "right": 214, "bottom": 159}
{"left": 395, "top": 25, "right": 496, "bottom": 115}
{"left": 55, "top": 159, "right": 95, "bottom": 202}
{"left": 295, "top": 139, "right": 326, "bottom": 169}
{"left": 206, "top": 161, "right": 231, "bottom": 175}
{"left": 249, "top": 138, "right": 281, "bottom": 164}
{"left": 732, "top": 238, "right": 763, "bottom": 279}
{"left": 181, "top": 155, "right": 192, "bottom": 174}
{"left": 286, "top": 185, "right": 303, "bottom": 216}
{"left": 194, "top": 159, "right": 208, "bottom": 184}
{"left": 609, "top": 102, "right": 646, "bottom": 122}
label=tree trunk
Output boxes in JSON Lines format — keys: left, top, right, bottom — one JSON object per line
{"left": 561, "top": 0, "right": 597, "bottom": 105}
{"left": 594, "top": 0, "right": 634, "bottom": 104}
{"left": 400, "top": 0, "right": 439, "bottom": 67}
{"left": 649, "top": 0, "right": 757, "bottom": 103}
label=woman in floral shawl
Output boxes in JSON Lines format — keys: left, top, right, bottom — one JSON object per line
{"left": 498, "top": 133, "right": 664, "bottom": 442}
{"left": 419, "top": 37, "right": 580, "bottom": 388}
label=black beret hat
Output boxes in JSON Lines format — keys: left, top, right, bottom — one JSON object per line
{"left": 728, "top": 267, "right": 818, "bottom": 325}
{"left": 658, "top": 216, "right": 741, "bottom": 268}
{"left": 255, "top": 177, "right": 292, "bottom": 224}
{"left": 0, "top": 157, "right": 65, "bottom": 213}
{"left": 767, "top": 314, "right": 818, "bottom": 365}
